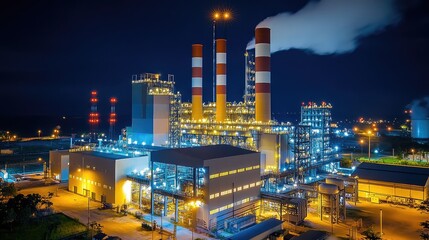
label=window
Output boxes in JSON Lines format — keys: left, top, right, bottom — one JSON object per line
{"left": 229, "top": 170, "right": 236, "bottom": 174}
{"left": 209, "top": 173, "right": 219, "bottom": 179}
{"left": 237, "top": 168, "right": 245, "bottom": 173}
{"left": 246, "top": 167, "right": 253, "bottom": 171}
{"left": 253, "top": 165, "right": 260, "bottom": 169}
{"left": 220, "top": 205, "right": 227, "bottom": 211}
{"left": 210, "top": 194, "right": 214, "bottom": 199}
{"left": 210, "top": 209, "right": 219, "bottom": 215}
{"left": 215, "top": 193, "right": 219, "bottom": 197}
{"left": 103, "top": 185, "right": 107, "bottom": 189}
{"left": 237, "top": 186, "right": 242, "bottom": 191}
{"left": 219, "top": 171, "right": 228, "bottom": 177}
{"left": 243, "top": 185, "right": 249, "bottom": 189}
{"left": 250, "top": 183, "right": 255, "bottom": 188}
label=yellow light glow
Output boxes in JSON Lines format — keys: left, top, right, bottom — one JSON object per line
{"left": 214, "top": 12, "right": 220, "bottom": 20}
{"left": 223, "top": 12, "right": 230, "bottom": 19}
{"left": 122, "top": 180, "right": 132, "bottom": 204}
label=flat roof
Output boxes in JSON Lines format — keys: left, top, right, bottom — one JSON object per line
{"left": 352, "top": 162, "right": 429, "bottom": 186}
{"left": 151, "top": 145, "right": 257, "bottom": 167}
{"left": 76, "top": 151, "right": 132, "bottom": 160}
{"left": 291, "top": 230, "right": 328, "bottom": 240}
{"left": 227, "top": 218, "right": 282, "bottom": 240}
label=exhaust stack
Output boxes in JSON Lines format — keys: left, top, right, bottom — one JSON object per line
{"left": 255, "top": 28, "right": 271, "bottom": 122}
{"left": 216, "top": 39, "right": 227, "bottom": 122}
{"left": 192, "top": 44, "right": 203, "bottom": 121}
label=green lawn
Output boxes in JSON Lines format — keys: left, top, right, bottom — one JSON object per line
{"left": 0, "top": 213, "right": 87, "bottom": 240}
{"left": 359, "top": 156, "right": 429, "bottom": 167}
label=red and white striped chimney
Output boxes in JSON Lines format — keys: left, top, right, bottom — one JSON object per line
{"left": 216, "top": 39, "right": 227, "bottom": 122}
{"left": 255, "top": 28, "right": 271, "bottom": 122}
{"left": 192, "top": 44, "right": 203, "bottom": 121}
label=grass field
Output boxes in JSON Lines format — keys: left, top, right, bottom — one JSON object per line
{"left": 359, "top": 156, "right": 429, "bottom": 167}
{"left": 0, "top": 213, "right": 87, "bottom": 240}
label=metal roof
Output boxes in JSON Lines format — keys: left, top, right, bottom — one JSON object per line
{"left": 150, "top": 145, "right": 257, "bottom": 167}
{"left": 77, "top": 151, "right": 132, "bottom": 160}
{"left": 227, "top": 218, "right": 283, "bottom": 240}
{"left": 352, "top": 162, "right": 429, "bottom": 186}
{"left": 291, "top": 230, "right": 328, "bottom": 240}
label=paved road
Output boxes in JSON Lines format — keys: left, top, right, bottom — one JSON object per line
{"left": 305, "top": 201, "right": 428, "bottom": 240}
{"left": 19, "top": 185, "right": 213, "bottom": 240}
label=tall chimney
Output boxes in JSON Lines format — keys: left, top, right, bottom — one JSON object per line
{"left": 255, "top": 28, "right": 271, "bottom": 122}
{"left": 192, "top": 44, "right": 203, "bottom": 121}
{"left": 216, "top": 39, "right": 227, "bottom": 122}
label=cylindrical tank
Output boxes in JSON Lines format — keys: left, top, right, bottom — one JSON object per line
{"left": 411, "top": 119, "right": 429, "bottom": 140}
{"left": 326, "top": 178, "right": 345, "bottom": 190}
{"left": 318, "top": 183, "right": 339, "bottom": 195}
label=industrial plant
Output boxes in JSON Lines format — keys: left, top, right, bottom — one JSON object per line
{"left": 46, "top": 25, "right": 358, "bottom": 239}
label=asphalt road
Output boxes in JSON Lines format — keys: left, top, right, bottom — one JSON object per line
{"left": 19, "top": 185, "right": 213, "bottom": 240}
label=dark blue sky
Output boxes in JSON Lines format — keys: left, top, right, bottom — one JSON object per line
{"left": 1, "top": 0, "right": 428, "bottom": 121}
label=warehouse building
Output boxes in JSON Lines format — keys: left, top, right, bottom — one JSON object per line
{"left": 147, "top": 144, "right": 261, "bottom": 230}
{"left": 352, "top": 162, "right": 429, "bottom": 204}
{"left": 50, "top": 149, "right": 148, "bottom": 205}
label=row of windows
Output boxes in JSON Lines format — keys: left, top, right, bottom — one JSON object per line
{"left": 209, "top": 165, "right": 260, "bottom": 179}
{"left": 209, "top": 181, "right": 262, "bottom": 200}
{"left": 209, "top": 196, "right": 258, "bottom": 215}
{"left": 69, "top": 174, "right": 112, "bottom": 190}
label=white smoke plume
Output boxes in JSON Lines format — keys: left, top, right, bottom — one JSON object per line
{"left": 409, "top": 97, "right": 429, "bottom": 120}
{"left": 247, "top": 0, "right": 402, "bottom": 54}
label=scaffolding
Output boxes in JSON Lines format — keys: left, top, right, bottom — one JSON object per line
{"left": 294, "top": 125, "right": 311, "bottom": 183}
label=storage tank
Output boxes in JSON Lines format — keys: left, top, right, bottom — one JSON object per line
{"left": 410, "top": 97, "right": 429, "bottom": 142}
{"left": 318, "top": 183, "right": 339, "bottom": 195}
{"left": 326, "top": 178, "right": 344, "bottom": 190}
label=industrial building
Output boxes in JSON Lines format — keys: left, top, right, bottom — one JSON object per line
{"left": 125, "top": 26, "right": 337, "bottom": 183}
{"left": 352, "top": 162, "right": 429, "bottom": 204}
{"left": 126, "top": 145, "right": 260, "bottom": 231}
{"left": 50, "top": 149, "right": 148, "bottom": 205}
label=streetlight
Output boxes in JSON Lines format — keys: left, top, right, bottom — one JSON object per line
{"left": 38, "top": 130, "right": 41, "bottom": 138}
{"left": 211, "top": 10, "right": 231, "bottom": 102}
{"left": 411, "top": 149, "right": 415, "bottom": 161}
{"left": 359, "top": 139, "right": 364, "bottom": 155}
{"left": 367, "top": 131, "right": 372, "bottom": 160}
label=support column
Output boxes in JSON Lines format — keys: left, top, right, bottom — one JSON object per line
{"left": 175, "top": 198, "right": 179, "bottom": 222}
{"left": 150, "top": 161, "right": 154, "bottom": 215}
{"left": 139, "top": 183, "right": 142, "bottom": 209}
{"left": 164, "top": 196, "right": 168, "bottom": 216}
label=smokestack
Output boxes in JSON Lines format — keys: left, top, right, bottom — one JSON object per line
{"left": 255, "top": 28, "right": 271, "bottom": 122}
{"left": 192, "top": 44, "right": 203, "bottom": 121}
{"left": 216, "top": 39, "right": 227, "bottom": 122}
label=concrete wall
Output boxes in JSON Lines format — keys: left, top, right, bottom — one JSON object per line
{"left": 49, "top": 150, "right": 69, "bottom": 181}
{"left": 68, "top": 152, "right": 117, "bottom": 204}
{"left": 358, "top": 179, "right": 426, "bottom": 202}
{"left": 114, "top": 156, "right": 149, "bottom": 205}
{"left": 259, "top": 133, "right": 291, "bottom": 172}
{"left": 204, "top": 152, "right": 261, "bottom": 230}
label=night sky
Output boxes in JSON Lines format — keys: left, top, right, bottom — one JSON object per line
{"left": 1, "top": 0, "right": 428, "bottom": 121}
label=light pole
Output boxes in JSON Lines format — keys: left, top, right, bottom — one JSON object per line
{"left": 411, "top": 149, "right": 415, "bottom": 161}
{"left": 367, "top": 131, "right": 372, "bottom": 160}
{"left": 380, "top": 209, "right": 383, "bottom": 237}
{"left": 211, "top": 10, "right": 231, "bottom": 103}
{"left": 360, "top": 139, "right": 364, "bottom": 155}
{"left": 38, "top": 130, "right": 41, "bottom": 138}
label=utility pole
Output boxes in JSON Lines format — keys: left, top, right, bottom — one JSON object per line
{"left": 380, "top": 209, "right": 383, "bottom": 237}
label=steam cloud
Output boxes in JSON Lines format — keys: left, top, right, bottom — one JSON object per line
{"left": 247, "top": 0, "right": 402, "bottom": 54}
{"left": 409, "top": 97, "right": 429, "bottom": 120}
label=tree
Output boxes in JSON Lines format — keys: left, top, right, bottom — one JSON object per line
{"left": 1, "top": 183, "right": 17, "bottom": 199}
{"left": 361, "top": 226, "right": 381, "bottom": 240}
{"left": 419, "top": 201, "right": 429, "bottom": 239}
{"left": 420, "top": 220, "right": 429, "bottom": 240}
